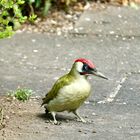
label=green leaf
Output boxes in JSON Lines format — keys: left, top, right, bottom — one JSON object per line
{"left": 28, "top": 14, "right": 37, "bottom": 23}
{"left": 17, "top": 0, "right": 25, "bottom": 5}
{"left": 0, "top": 26, "right": 14, "bottom": 39}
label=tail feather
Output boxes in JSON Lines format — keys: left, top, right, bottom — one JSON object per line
{"left": 45, "top": 108, "right": 49, "bottom": 114}
{"left": 41, "top": 97, "right": 46, "bottom": 106}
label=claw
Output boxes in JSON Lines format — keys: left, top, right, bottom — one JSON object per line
{"left": 73, "top": 110, "right": 86, "bottom": 123}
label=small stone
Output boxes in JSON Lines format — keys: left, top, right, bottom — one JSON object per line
{"left": 121, "top": 62, "right": 124, "bottom": 65}
{"left": 33, "top": 66, "right": 37, "bottom": 70}
{"left": 17, "top": 126, "right": 21, "bottom": 129}
{"left": 68, "top": 53, "right": 73, "bottom": 56}
{"left": 61, "top": 68, "right": 66, "bottom": 71}
{"left": 118, "top": 14, "right": 122, "bottom": 18}
{"left": 66, "top": 119, "right": 69, "bottom": 123}
{"left": 84, "top": 132, "right": 87, "bottom": 134}
{"left": 85, "top": 18, "right": 91, "bottom": 21}
{"left": 33, "top": 50, "right": 38, "bottom": 53}
{"left": 126, "top": 47, "right": 130, "bottom": 50}
{"left": 57, "top": 31, "right": 62, "bottom": 36}
{"left": 74, "top": 28, "right": 79, "bottom": 33}
{"left": 92, "top": 130, "right": 97, "bottom": 133}
{"left": 122, "top": 37, "right": 126, "bottom": 40}
{"left": 131, "top": 36, "right": 135, "bottom": 40}
{"left": 23, "top": 55, "right": 27, "bottom": 59}
{"left": 84, "top": 2, "right": 90, "bottom": 10}
{"left": 124, "top": 20, "right": 128, "bottom": 24}
{"left": 84, "top": 101, "right": 90, "bottom": 104}
{"left": 51, "top": 20, "right": 57, "bottom": 25}
{"left": 5, "top": 115, "right": 10, "bottom": 119}
{"left": 56, "top": 44, "right": 61, "bottom": 47}
{"left": 66, "top": 14, "right": 72, "bottom": 19}
{"left": 45, "top": 120, "right": 50, "bottom": 123}
{"left": 31, "top": 39, "right": 36, "bottom": 42}
{"left": 54, "top": 77, "right": 59, "bottom": 80}
{"left": 109, "top": 31, "right": 115, "bottom": 34}
{"left": 78, "top": 129, "right": 82, "bottom": 132}
{"left": 92, "top": 112, "right": 96, "bottom": 116}
{"left": 0, "top": 59, "right": 4, "bottom": 62}
{"left": 78, "top": 27, "right": 84, "bottom": 30}
{"left": 55, "top": 56, "right": 59, "bottom": 60}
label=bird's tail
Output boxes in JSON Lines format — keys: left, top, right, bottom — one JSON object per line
{"left": 41, "top": 97, "right": 46, "bottom": 107}
{"left": 45, "top": 108, "right": 49, "bottom": 114}
{"left": 41, "top": 97, "right": 49, "bottom": 114}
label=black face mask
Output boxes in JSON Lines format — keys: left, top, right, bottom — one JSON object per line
{"left": 80, "top": 63, "right": 97, "bottom": 75}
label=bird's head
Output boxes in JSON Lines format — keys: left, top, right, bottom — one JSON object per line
{"left": 71, "top": 58, "right": 108, "bottom": 80}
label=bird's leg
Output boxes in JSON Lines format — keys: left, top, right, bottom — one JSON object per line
{"left": 51, "top": 112, "right": 58, "bottom": 124}
{"left": 72, "top": 110, "right": 86, "bottom": 123}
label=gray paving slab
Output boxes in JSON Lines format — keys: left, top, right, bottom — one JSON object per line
{"left": 0, "top": 32, "right": 140, "bottom": 102}
{"left": 114, "top": 74, "right": 140, "bottom": 105}
{"left": 73, "top": 6, "right": 140, "bottom": 36}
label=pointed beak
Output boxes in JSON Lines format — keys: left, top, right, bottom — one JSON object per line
{"left": 91, "top": 69, "right": 108, "bottom": 80}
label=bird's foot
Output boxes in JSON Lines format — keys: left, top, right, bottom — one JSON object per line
{"left": 80, "top": 118, "right": 86, "bottom": 123}
{"left": 53, "top": 120, "right": 60, "bottom": 125}
{"left": 73, "top": 110, "right": 87, "bottom": 123}
{"left": 45, "top": 119, "right": 61, "bottom": 125}
{"left": 76, "top": 117, "right": 86, "bottom": 123}
{"left": 51, "top": 120, "right": 61, "bottom": 125}
{"left": 50, "top": 112, "right": 61, "bottom": 125}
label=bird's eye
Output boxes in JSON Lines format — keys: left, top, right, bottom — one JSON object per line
{"left": 83, "top": 64, "right": 89, "bottom": 71}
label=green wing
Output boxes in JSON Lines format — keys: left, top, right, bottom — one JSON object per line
{"left": 42, "top": 73, "right": 75, "bottom": 106}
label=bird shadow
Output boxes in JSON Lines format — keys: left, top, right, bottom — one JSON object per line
{"left": 36, "top": 112, "right": 75, "bottom": 123}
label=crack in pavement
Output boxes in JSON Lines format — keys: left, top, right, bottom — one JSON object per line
{"left": 97, "top": 71, "right": 140, "bottom": 104}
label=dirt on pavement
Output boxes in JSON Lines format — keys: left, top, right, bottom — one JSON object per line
{"left": 0, "top": 96, "right": 44, "bottom": 140}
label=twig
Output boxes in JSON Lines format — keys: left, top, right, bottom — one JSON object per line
{"left": 0, "top": 108, "right": 4, "bottom": 125}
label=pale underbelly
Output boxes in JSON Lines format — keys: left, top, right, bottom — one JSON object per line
{"left": 47, "top": 91, "right": 90, "bottom": 112}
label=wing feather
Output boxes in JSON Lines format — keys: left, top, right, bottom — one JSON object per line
{"left": 42, "top": 74, "right": 75, "bottom": 106}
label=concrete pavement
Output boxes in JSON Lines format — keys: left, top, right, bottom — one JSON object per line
{"left": 0, "top": 5, "right": 140, "bottom": 140}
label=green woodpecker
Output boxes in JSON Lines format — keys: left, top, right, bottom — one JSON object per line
{"left": 42, "top": 58, "right": 108, "bottom": 124}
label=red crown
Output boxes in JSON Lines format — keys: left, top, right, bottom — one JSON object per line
{"left": 75, "top": 58, "right": 96, "bottom": 68}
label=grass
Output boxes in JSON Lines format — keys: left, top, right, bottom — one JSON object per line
{"left": 8, "top": 88, "right": 33, "bottom": 102}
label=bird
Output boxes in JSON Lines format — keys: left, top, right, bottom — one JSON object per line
{"left": 42, "top": 58, "right": 108, "bottom": 124}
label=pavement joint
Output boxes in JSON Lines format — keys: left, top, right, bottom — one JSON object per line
{"left": 126, "top": 71, "right": 140, "bottom": 75}
{"left": 98, "top": 70, "right": 140, "bottom": 104}
{"left": 98, "top": 74, "right": 128, "bottom": 104}
{"left": 69, "top": 32, "right": 140, "bottom": 39}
